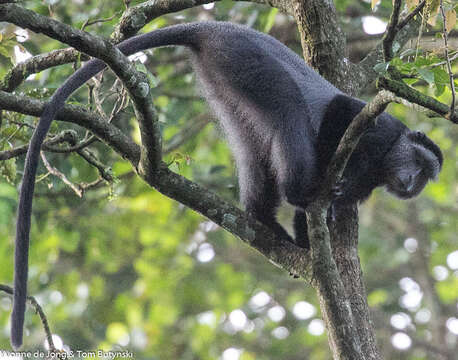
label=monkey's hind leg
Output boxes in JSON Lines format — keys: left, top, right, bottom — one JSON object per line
{"left": 239, "top": 163, "right": 293, "bottom": 243}
{"left": 293, "top": 209, "right": 310, "bottom": 249}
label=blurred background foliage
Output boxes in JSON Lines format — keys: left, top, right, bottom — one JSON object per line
{"left": 0, "top": 0, "right": 457, "bottom": 359}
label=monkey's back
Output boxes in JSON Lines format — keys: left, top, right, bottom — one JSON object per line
{"left": 185, "top": 23, "right": 340, "bottom": 152}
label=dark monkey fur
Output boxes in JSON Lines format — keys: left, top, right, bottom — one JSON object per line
{"left": 12, "top": 22, "right": 442, "bottom": 348}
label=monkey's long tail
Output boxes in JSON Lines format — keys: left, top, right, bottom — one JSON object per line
{"left": 12, "top": 22, "right": 201, "bottom": 349}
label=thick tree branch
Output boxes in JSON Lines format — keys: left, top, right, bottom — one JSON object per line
{"left": 292, "top": 0, "right": 350, "bottom": 92}
{"left": 153, "top": 164, "right": 311, "bottom": 278}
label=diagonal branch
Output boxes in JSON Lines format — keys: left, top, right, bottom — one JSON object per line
{"left": 40, "top": 151, "right": 83, "bottom": 197}
{"left": 377, "top": 77, "right": 458, "bottom": 123}
{"left": 382, "top": 0, "right": 403, "bottom": 62}
{"left": 397, "top": 0, "right": 426, "bottom": 30}
{"left": 1, "top": 49, "right": 89, "bottom": 92}
{"left": 324, "top": 91, "right": 397, "bottom": 193}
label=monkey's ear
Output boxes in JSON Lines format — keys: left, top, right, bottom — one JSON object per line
{"left": 407, "top": 131, "right": 444, "bottom": 170}
{"left": 407, "top": 131, "right": 426, "bottom": 143}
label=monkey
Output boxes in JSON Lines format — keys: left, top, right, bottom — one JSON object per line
{"left": 11, "top": 21, "right": 443, "bottom": 349}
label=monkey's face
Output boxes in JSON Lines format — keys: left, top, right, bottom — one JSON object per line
{"left": 386, "top": 166, "right": 428, "bottom": 199}
{"left": 384, "top": 137, "right": 441, "bottom": 199}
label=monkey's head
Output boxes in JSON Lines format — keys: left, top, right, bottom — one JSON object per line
{"left": 383, "top": 131, "right": 443, "bottom": 199}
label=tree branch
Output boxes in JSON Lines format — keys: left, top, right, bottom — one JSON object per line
{"left": 1, "top": 49, "right": 89, "bottom": 92}
{"left": 324, "top": 91, "right": 396, "bottom": 192}
{"left": 377, "top": 77, "right": 458, "bottom": 123}
{"left": 76, "top": 148, "right": 114, "bottom": 182}
{"left": 382, "top": 0, "right": 402, "bottom": 62}
{"left": 153, "top": 164, "right": 311, "bottom": 278}
{"left": 40, "top": 151, "right": 83, "bottom": 197}
{"left": 292, "top": 0, "right": 350, "bottom": 92}
{"left": 397, "top": 0, "right": 426, "bottom": 31}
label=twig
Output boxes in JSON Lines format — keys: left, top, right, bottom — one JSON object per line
{"left": 382, "top": 0, "right": 403, "bottom": 62}
{"left": 163, "top": 113, "right": 211, "bottom": 154}
{"left": 40, "top": 152, "right": 83, "bottom": 197}
{"left": 0, "top": 284, "right": 56, "bottom": 351}
{"left": 8, "top": 120, "right": 35, "bottom": 130}
{"left": 426, "top": 53, "right": 458, "bottom": 68}
{"left": 47, "top": 136, "right": 98, "bottom": 153}
{"left": 439, "top": 0, "right": 456, "bottom": 119}
{"left": 76, "top": 148, "right": 113, "bottom": 182}
{"left": 397, "top": 0, "right": 427, "bottom": 31}
{"left": 0, "top": 130, "right": 78, "bottom": 160}
{"left": 81, "top": 12, "right": 119, "bottom": 30}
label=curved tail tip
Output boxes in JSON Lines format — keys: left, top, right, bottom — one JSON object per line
{"left": 11, "top": 320, "right": 24, "bottom": 350}
{"left": 11, "top": 335, "right": 23, "bottom": 351}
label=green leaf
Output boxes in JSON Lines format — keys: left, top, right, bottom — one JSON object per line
{"left": 416, "top": 68, "right": 435, "bottom": 84}
{"left": 0, "top": 157, "right": 16, "bottom": 184}
{"left": 399, "top": 49, "right": 417, "bottom": 59}
{"left": 392, "top": 42, "right": 401, "bottom": 54}
{"left": 433, "top": 67, "right": 451, "bottom": 85}
{"left": 414, "top": 57, "right": 433, "bottom": 67}
{"left": 435, "top": 84, "right": 445, "bottom": 97}
{"left": 263, "top": 8, "right": 278, "bottom": 33}
{"left": 374, "top": 62, "right": 389, "bottom": 74}
{"left": 135, "top": 62, "right": 159, "bottom": 88}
